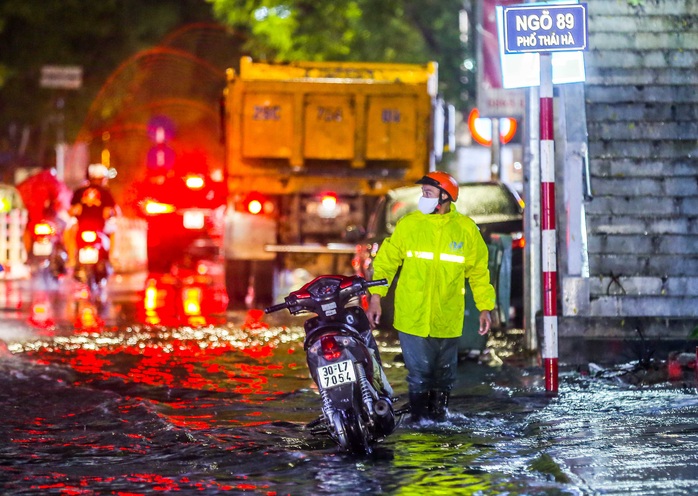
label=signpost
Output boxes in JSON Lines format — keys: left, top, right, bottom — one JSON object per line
{"left": 504, "top": 3, "right": 588, "bottom": 53}
{"left": 40, "top": 65, "right": 84, "bottom": 181}
{"left": 40, "top": 65, "right": 83, "bottom": 90}
{"left": 502, "top": 2, "right": 588, "bottom": 394}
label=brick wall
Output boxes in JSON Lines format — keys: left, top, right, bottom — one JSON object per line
{"left": 560, "top": 0, "right": 698, "bottom": 339}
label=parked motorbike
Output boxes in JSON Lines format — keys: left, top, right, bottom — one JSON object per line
{"left": 73, "top": 226, "right": 111, "bottom": 304}
{"left": 26, "top": 217, "right": 67, "bottom": 282}
{"left": 265, "top": 274, "right": 403, "bottom": 455}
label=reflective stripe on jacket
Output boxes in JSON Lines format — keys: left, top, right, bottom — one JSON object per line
{"left": 369, "top": 207, "right": 496, "bottom": 338}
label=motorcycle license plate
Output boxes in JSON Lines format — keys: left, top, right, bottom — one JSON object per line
{"left": 183, "top": 210, "right": 205, "bottom": 229}
{"left": 318, "top": 360, "right": 356, "bottom": 389}
{"left": 78, "top": 247, "right": 99, "bottom": 265}
{"left": 32, "top": 241, "right": 53, "bottom": 256}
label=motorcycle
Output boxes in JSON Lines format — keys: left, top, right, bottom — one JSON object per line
{"left": 265, "top": 274, "right": 404, "bottom": 455}
{"left": 26, "top": 217, "right": 67, "bottom": 283}
{"left": 73, "top": 225, "right": 112, "bottom": 304}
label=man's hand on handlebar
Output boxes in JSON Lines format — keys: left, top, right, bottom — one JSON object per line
{"left": 366, "top": 294, "right": 382, "bottom": 329}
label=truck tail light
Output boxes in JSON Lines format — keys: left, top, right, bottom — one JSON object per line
{"left": 321, "top": 193, "right": 337, "bottom": 210}
{"left": 316, "top": 192, "right": 344, "bottom": 219}
{"left": 243, "top": 192, "right": 275, "bottom": 215}
{"left": 512, "top": 232, "right": 525, "bottom": 250}
{"left": 247, "top": 198, "right": 263, "bottom": 214}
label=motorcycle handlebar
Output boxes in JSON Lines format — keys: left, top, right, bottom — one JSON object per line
{"left": 264, "top": 302, "right": 288, "bottom": 314}
{"left": 366, "top": 278, "right": 388, "bottom": 288}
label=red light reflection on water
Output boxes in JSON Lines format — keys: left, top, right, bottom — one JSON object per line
{"left": 30, "top": 472, "right": 244, "bottom": 493}
{"left": 53, "top": 341, "right": 281, "bottom": 398}
{"left": 23, "top": 318, "right": 306, "bottom": 431}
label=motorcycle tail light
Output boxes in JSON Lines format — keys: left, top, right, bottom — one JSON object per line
{"left": 185, "top": 175, "right": 205, "bottom": 190}
{"left": 320, "top": 335, "right": 342, "bottom": 361}
{"left": 81, "top": 231, "right": 98, "bottom": 243}
{"left": 34, "top": 223, "right": 53, "bottom": 236}
{"left": 144, "top": 200, "right": 176, "bottom": 215}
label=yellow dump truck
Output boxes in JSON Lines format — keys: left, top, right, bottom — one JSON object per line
{"left": 222, "top": 56, "right": 450, "bottom": 307}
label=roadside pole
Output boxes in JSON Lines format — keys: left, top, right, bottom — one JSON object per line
{"left": 539, "top": 53, "right": 558, "bottom": 392}
{"left": 501, "top": 2, "right": 588, "bottom": 393}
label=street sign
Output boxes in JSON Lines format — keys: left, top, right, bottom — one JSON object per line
{"left": 40, "top": 65, "right": 83, "bottom": 89}
{"left": 503, "top": 3, "right": 588, "bottom": 54}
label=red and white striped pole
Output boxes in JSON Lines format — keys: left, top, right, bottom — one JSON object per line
{"left": 540, "top": 53, "right": 558, "bottom": 393}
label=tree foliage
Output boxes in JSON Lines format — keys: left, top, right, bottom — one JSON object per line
{"left": 0, "top": 0, "right": 216, "bottom": 170}
{"left": 207, "top": 0, "right": 471, "bottom": 105}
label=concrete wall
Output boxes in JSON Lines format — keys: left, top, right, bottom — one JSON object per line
{"left": 558, "top": 0, "right": 698, "bottom": 340}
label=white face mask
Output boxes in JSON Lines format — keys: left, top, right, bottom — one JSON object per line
{"left": 418, "top": 196, "right": 439, "bottom": 214}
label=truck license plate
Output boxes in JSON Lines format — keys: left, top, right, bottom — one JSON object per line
{"left": 318, "top": 360, "right": 356, "bottom": 389}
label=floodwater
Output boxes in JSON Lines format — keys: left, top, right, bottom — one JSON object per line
{"left": 1, "top": 282, "right": 698, "bottom": 494}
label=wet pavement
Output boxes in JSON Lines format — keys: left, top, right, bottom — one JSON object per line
{"left": 1, "top": 273, "right": 698, "bottom": 494}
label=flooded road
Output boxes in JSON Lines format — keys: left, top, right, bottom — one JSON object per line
{"left": 1, "top": 276, "right": 698, "bottom": 494}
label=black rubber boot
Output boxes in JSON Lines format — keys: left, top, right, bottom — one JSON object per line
{"left": 408, "top": 391, "right": 430, "bottom": 423}
{"left": 428, "top": 390, "right": 450, "bottom": 422}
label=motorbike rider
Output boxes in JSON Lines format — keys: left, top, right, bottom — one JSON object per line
{"left": 64, "top": 163, "right": 120, "bottom": 269}
{"left": 17, "top": 164, "right": 70, "bottom": 257}
{"left": 365, "top": 171, "right": 495, "bottom": 422}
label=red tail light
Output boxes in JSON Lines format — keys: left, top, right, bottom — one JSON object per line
{"left": 512, "top": 232, "right": 525, "bottom": 250}
{"left": 321, "top": 193, "right": 337, "bottom": 209}
{"left": 34, "top": 223, "right": 53, "bottom": 236}
{"left": 185, "top": 175, "right": 205, "bottom": 190}
{"left": 247, "top": 199, "right": 263, "bottom": 215}
{"left": 81, "top": 231, "right": 97, "bottom": 243}
{"left": 144, "top": 200, "right": 176, "bottom": 215}
{"left": 242, "top": 192, "right": 275, "bottom": 215}
{"left": 321, "top": 335, "right": 342, "bottom": 361}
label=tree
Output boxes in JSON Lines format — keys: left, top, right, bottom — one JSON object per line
{"left": 0, "top": 0, "right": 217, "bottom": 172}
{"left": 206, "top": 0, "right": 472, "bottom": 106}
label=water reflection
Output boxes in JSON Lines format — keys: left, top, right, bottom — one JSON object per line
{"left": 3, "top": 302, "right": 698, "bottom": 494}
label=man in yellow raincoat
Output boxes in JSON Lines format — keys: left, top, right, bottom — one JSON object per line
{"left": 366, "top": 171, "right": 496, "bottom": 422}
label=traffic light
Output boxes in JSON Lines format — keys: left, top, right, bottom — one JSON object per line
{"left": 146, "top": 116, "right": 176, "bottom": 173}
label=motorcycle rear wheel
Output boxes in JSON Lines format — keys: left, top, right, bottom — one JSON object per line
{"left": 333, "top": 409, "right": 372, "bottom": 455}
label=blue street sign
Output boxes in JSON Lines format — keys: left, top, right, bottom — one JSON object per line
{"left": 503, "top": 3, "right": 588, "bottom": 53}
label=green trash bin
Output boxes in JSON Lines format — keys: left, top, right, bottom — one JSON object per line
{"left": 459, "top": 233, "right": 512, "bottom": 353}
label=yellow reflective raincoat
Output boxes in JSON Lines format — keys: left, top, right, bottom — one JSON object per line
{"left": 369, "top": 207, "right": 496, "bottom": 338}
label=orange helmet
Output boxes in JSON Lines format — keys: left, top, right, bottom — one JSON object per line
{"left": 416, "top": 171, "right": 459, "bottom": 202}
